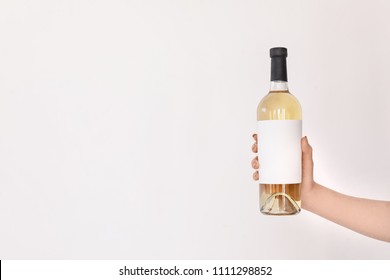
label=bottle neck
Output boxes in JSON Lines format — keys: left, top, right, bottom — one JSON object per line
{"left": 270, "top": 81, "right": 289, "bottom": 92}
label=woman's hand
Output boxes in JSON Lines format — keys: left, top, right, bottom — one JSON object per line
{"left": 252, "top": 134, "right": 390, "bottom": 242}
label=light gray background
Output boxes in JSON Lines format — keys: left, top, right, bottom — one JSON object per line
{"left": 1, "top": 0, "right": 389, "bottom": 259}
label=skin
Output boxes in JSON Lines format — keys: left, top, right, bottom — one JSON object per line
{"left": 251, "top": 134, "right": 390, "bottom": 243}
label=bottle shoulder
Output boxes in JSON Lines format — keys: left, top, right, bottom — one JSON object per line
{"left": 257, "top": 91, "right": 302, "bottom": 120}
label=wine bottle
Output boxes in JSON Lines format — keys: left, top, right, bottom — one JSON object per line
{"left": 257, "top": 47, "right": 302, "bottom": 215}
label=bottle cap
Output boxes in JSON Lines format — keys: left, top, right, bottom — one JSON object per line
{"left": 270, "top": 47, "right": 288, "bottom": 81}
{"left": 270, "top": 47, "right": 288, "bottom": 58}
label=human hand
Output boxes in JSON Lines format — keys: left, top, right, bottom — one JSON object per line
{"left": 251, "top": 134, "right": 316, "bottom": 202}
{"left": 252, "top": 135, "right": 390, "bottom": 242}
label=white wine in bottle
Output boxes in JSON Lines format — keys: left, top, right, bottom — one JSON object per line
{"left": 257, "top": 47, "right": 302, "bottom": 215}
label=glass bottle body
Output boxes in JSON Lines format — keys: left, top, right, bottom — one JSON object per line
{"left": 257, "top": 81, "right": 302, "bottom": 215}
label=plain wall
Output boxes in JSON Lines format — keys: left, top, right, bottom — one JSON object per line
{"left": 0, "top": 0, "right": 389, "bottom": 259}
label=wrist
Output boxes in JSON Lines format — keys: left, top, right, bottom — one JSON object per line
{"left": 301, "top": 181, "right": 318, "bottom": 210}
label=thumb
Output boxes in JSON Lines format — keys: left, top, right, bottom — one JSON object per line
{"left": 301, "top": 136, "right": 314, "bottom": 182}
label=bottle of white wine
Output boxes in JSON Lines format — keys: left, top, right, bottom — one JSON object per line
{"left": 257, "top": 47, "right": 302, "bottom": 215}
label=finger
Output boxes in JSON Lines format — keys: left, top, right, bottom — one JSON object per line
{"left": 301, "top": 136, "right": 314, "bottom": 181}
{"left": 253, "top": 171, "right": 259, "bottom": 181}
{"left": 252, "top": 142, "right": 258, "bottom": 153}
{"left": 252, "top": 133, "right": 257, "bottom": 142}
{"left": 251, "top": 156, "right": 259, "bottom": 169}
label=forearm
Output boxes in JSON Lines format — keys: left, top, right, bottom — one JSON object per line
{"left": 302, "top": 182, "right": 390, "bottom": 242}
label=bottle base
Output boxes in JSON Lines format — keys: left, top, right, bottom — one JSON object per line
{"left": 260, "top": 208, "right": 301, "bottom": 216}
{"left": 260, "top": 184, "right": 301, "bottom": 215}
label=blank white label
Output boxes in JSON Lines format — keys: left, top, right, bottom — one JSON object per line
{"left": 257, "top": 120, "right": 302, "bottom": 184}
